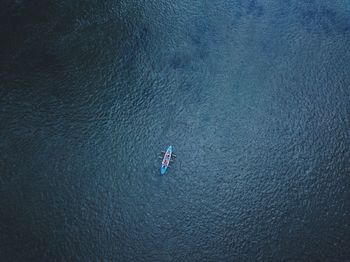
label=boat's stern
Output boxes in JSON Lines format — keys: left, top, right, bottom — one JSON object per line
{"left": 160, "top": 165, "right": 167, "bottom": 175}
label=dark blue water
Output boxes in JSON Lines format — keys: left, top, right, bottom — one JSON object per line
{"left": 1, "top": 0, "right": 350, "bottom": 261}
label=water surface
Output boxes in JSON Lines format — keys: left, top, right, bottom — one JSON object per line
{"left": 1, "top": 0, "right": 350, "bottom": 261}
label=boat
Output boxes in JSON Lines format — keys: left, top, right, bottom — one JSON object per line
{"left": 160, "top": 146, "right": 175, "bottom": 175}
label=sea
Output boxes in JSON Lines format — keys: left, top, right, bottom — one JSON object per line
{"left": 1, "top": 0, "right": 349, "bottom": 261}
